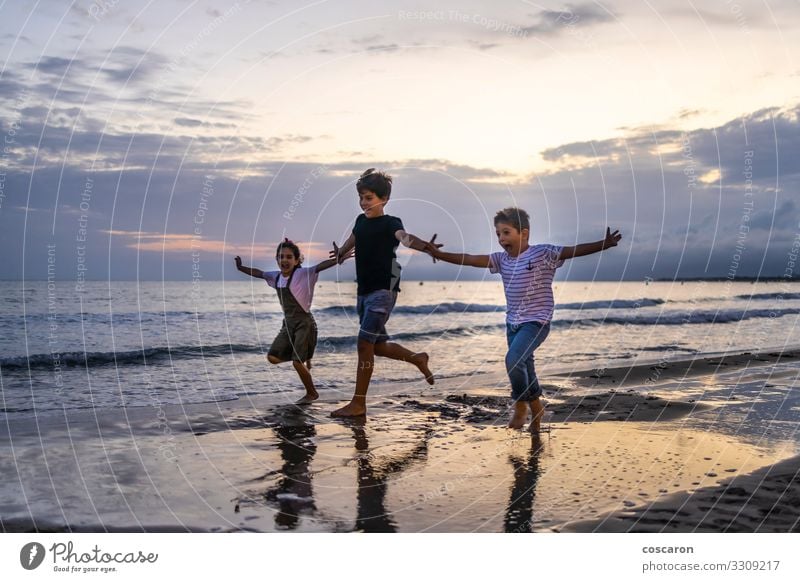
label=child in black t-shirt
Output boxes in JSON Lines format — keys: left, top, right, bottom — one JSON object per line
{"left": 330, "top": 169, "right": 438, "bottom": 417}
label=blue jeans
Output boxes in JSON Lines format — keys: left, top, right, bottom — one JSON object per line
{"left": 356, "top": 290, "right": 398, "bottom": 344}
{"left": 505, "top": 321, "right": 550, "bottom": 401}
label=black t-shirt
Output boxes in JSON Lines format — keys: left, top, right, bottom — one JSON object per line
{"left": 352, "top": 213, "right": 404, "bottom": 295}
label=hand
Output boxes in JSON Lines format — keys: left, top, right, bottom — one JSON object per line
{"left": 423, "top": 233, "right": 443, "bottom": 262}
{"left": 603, "top": 227, "right": 622, "bottom": 249}
{"left": 330, "top": 242, "right": 352, "bottom": 264}
{"left": 234, "top": 255, "right": 242, "bottom": 269}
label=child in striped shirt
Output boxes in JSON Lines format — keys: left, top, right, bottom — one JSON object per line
{"left": 426, "top": 207, "right": 621, "bottom": 432}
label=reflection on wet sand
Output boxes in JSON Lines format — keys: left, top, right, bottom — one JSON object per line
{"left": 243, "top": 411, "right": 434, "bottom": 531}
{"left": 504, "top": 435, "right": 544, "bottom": 533}
{"left": 349, "top": 422, "right": 433, "bottom": 532}
{"left": 263, "top": 421, "right": 318, "bottom": 529}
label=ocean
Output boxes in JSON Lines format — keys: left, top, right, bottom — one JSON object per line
{"left": 2, "top": 279, "right": 799, "bottom": 418}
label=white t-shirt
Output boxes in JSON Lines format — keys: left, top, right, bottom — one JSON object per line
{"left": 262, "top": 266, "right": 319, "bottom": 313}
{"left": 489, "top": 244, "right": 564, "bottom": 325}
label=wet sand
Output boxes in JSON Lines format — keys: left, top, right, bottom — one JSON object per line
{"left": 1, "top": 346, "right": 798, "bottom": 532}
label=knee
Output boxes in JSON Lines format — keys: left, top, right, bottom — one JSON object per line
{"left": 357, "top": 340, "right": 374, "bottom": 358}
{"left": 267, "top": 355, "right": 282, "bottom": 365}
{"left": 505, "top": 351, "right": 523, "bottom": 372}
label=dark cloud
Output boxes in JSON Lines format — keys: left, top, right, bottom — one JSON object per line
{"left": 174, "top": 117, "right": 203, "bottom": 127}
{"left": 364, "top": 43, "right": 402, "bottom": 53}
{"left": 523, "top": 3, "right": 616, "bottom": 36}
{"left": 30, "top": 56, "right": 75, "bottom": 77}
{"left": 749, "top": 199, "right": 797, "bottom": 231}
{"left": 24, "top": 49, "right": 166, "bottom": 88}
{"left": 541, "top": 104, "right": 800, "bottom": 184}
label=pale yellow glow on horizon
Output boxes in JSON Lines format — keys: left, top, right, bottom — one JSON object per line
{"left": 202, "top": 12, "right": 799, "bottom": 178}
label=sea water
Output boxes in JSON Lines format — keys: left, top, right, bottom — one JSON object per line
{"left": 1, "top": 280, "right": 798, "bottom": 417}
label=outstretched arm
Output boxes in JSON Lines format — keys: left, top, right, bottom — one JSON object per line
{"left": 430, "top": 249, "right": 491, "bottom": 268}
{"left": 234, "top": 256, "right": 265, "bottom": 278}
{"left": 559, "top": 227, "right": 622, "bottom": 260}
{"left": 395, "top": 229, "right": 443, "bottom": 253}
{"left": 419, "top": 235, "right": 490, "bottom": 268}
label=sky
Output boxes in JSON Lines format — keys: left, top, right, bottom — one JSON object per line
{"left": 2, "top": 0, "right": 799, "bottom": 281}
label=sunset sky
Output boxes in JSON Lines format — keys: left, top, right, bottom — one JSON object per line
{"left": 2, "top": 0, "right": 799, "bottom": 281}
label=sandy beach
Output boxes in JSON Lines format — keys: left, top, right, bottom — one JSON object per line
{"left": 1, "top": 347, "right": 798, "bottom": 533}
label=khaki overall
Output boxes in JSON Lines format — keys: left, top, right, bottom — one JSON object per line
{"left": 268, "top": 268, "right": 318, "bottom": 362}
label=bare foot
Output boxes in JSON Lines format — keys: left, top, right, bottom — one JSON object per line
{"left": 507, "top": 401, "right": 528, "bottom": 429}
{"left": 529, "top": 399, "right": 545, "bottom": 433}
{"left": 295, "top": 392, "right": 319, "bottom": 405}
{"left": 413, "top": 352, "right": 435, "bottom": 385}
{"left": 331, "top": 401, "right": 367, "bottom": 417}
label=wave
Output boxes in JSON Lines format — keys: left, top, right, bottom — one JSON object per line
{"left": 558, "top": 298, "right": 665, "bottom": 310}
{"left": 0, "top": 343, "right": 269, "bottom": 371}
{"left": 316, "top": 302, "right": 504, "bottom": 316}
{"left": 3, "top": 298, "right": 673, "bottom": 325}
{"left": 316, "top": 298, "right": 666, "bottom": 316}
{"left": 0, "top": 325, "right": 504, "bottom": 371}
{"left": 663, "top": 292, "right": 800, "bottom": 305}
{"left": 564, "top": 307, "right": 800, "bottom": 327}
{"left": 0, "top": 310, "right": 202, "bottom": 325}
{"left": 735, "top": 292, "right": 800, "bottom": 301}
{"left": 5, "top": 307, "right": 796, "bottom": 372}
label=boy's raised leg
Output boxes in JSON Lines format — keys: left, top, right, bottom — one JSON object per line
{"left": 331, "top": 340, "right": 374, "bottom": 417}
{"left": 373, "top": 341, "right": 434, "bottom": 384}
{"left": 292, "top": 360, "right": 319, "bottom": 404}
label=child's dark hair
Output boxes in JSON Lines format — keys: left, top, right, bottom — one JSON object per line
{"left": 275, "top": 238, "right": 303, "bottom": 264}
{"left": 357, "top": 168, "right": 392, "bottom": 200}
{"left": 494, "top": 207, "right": 530, "bottom": 233}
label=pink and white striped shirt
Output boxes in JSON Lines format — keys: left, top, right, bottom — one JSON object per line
{"left": 489, "top": 244, "right": 564, "bottom": 325}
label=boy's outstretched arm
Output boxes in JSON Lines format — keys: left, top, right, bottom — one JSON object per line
{"left": 419, "top": 234, "right": 490, "bottom": 268}
{"left": 234, "top": 256, "right": 264, "bottom": 278}
{"left": 395, "top": 229, "right": 443, "bottom": 254}
{"left": 559, "top": 227, "right": 622, "bottom": 260}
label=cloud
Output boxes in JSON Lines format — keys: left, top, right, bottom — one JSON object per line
{"left": 364, "top": 43, "right": 402, "bottom": 53}
{"left": 539, "top": 104, "right": 800, "bottom": 184}
{"left": 4, "top": 95, "right": 799, "bottom": 282}
{"left": 103, "top": 229, "right": 275, "bottom": 254}
{"left": 174, "top": 117, "right": 204, "bottom": 128}
{"left": 30, "top": 56, "right": 75, "bottom": 77}
{"left": 522, "top": 3, "right": 616, "bottom": 37}
{"left": 24, "top": 48, "right": 167, "bottom": 88}
{"left": 101, "top": 230, "right": 335, "bottom": 264}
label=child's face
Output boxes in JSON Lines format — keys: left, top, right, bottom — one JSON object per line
{"left": 495, "top": 222, "right": 529, "bottom": 256}
{"left": 358, "top": 189, "right": 386, "bottom": 218}
{"left": 276, "top": 248, "right": 300, "bottom": 274}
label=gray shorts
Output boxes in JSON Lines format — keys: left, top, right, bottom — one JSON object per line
{"left": 357, "top": 290, "right": 398, "bottom": 344}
